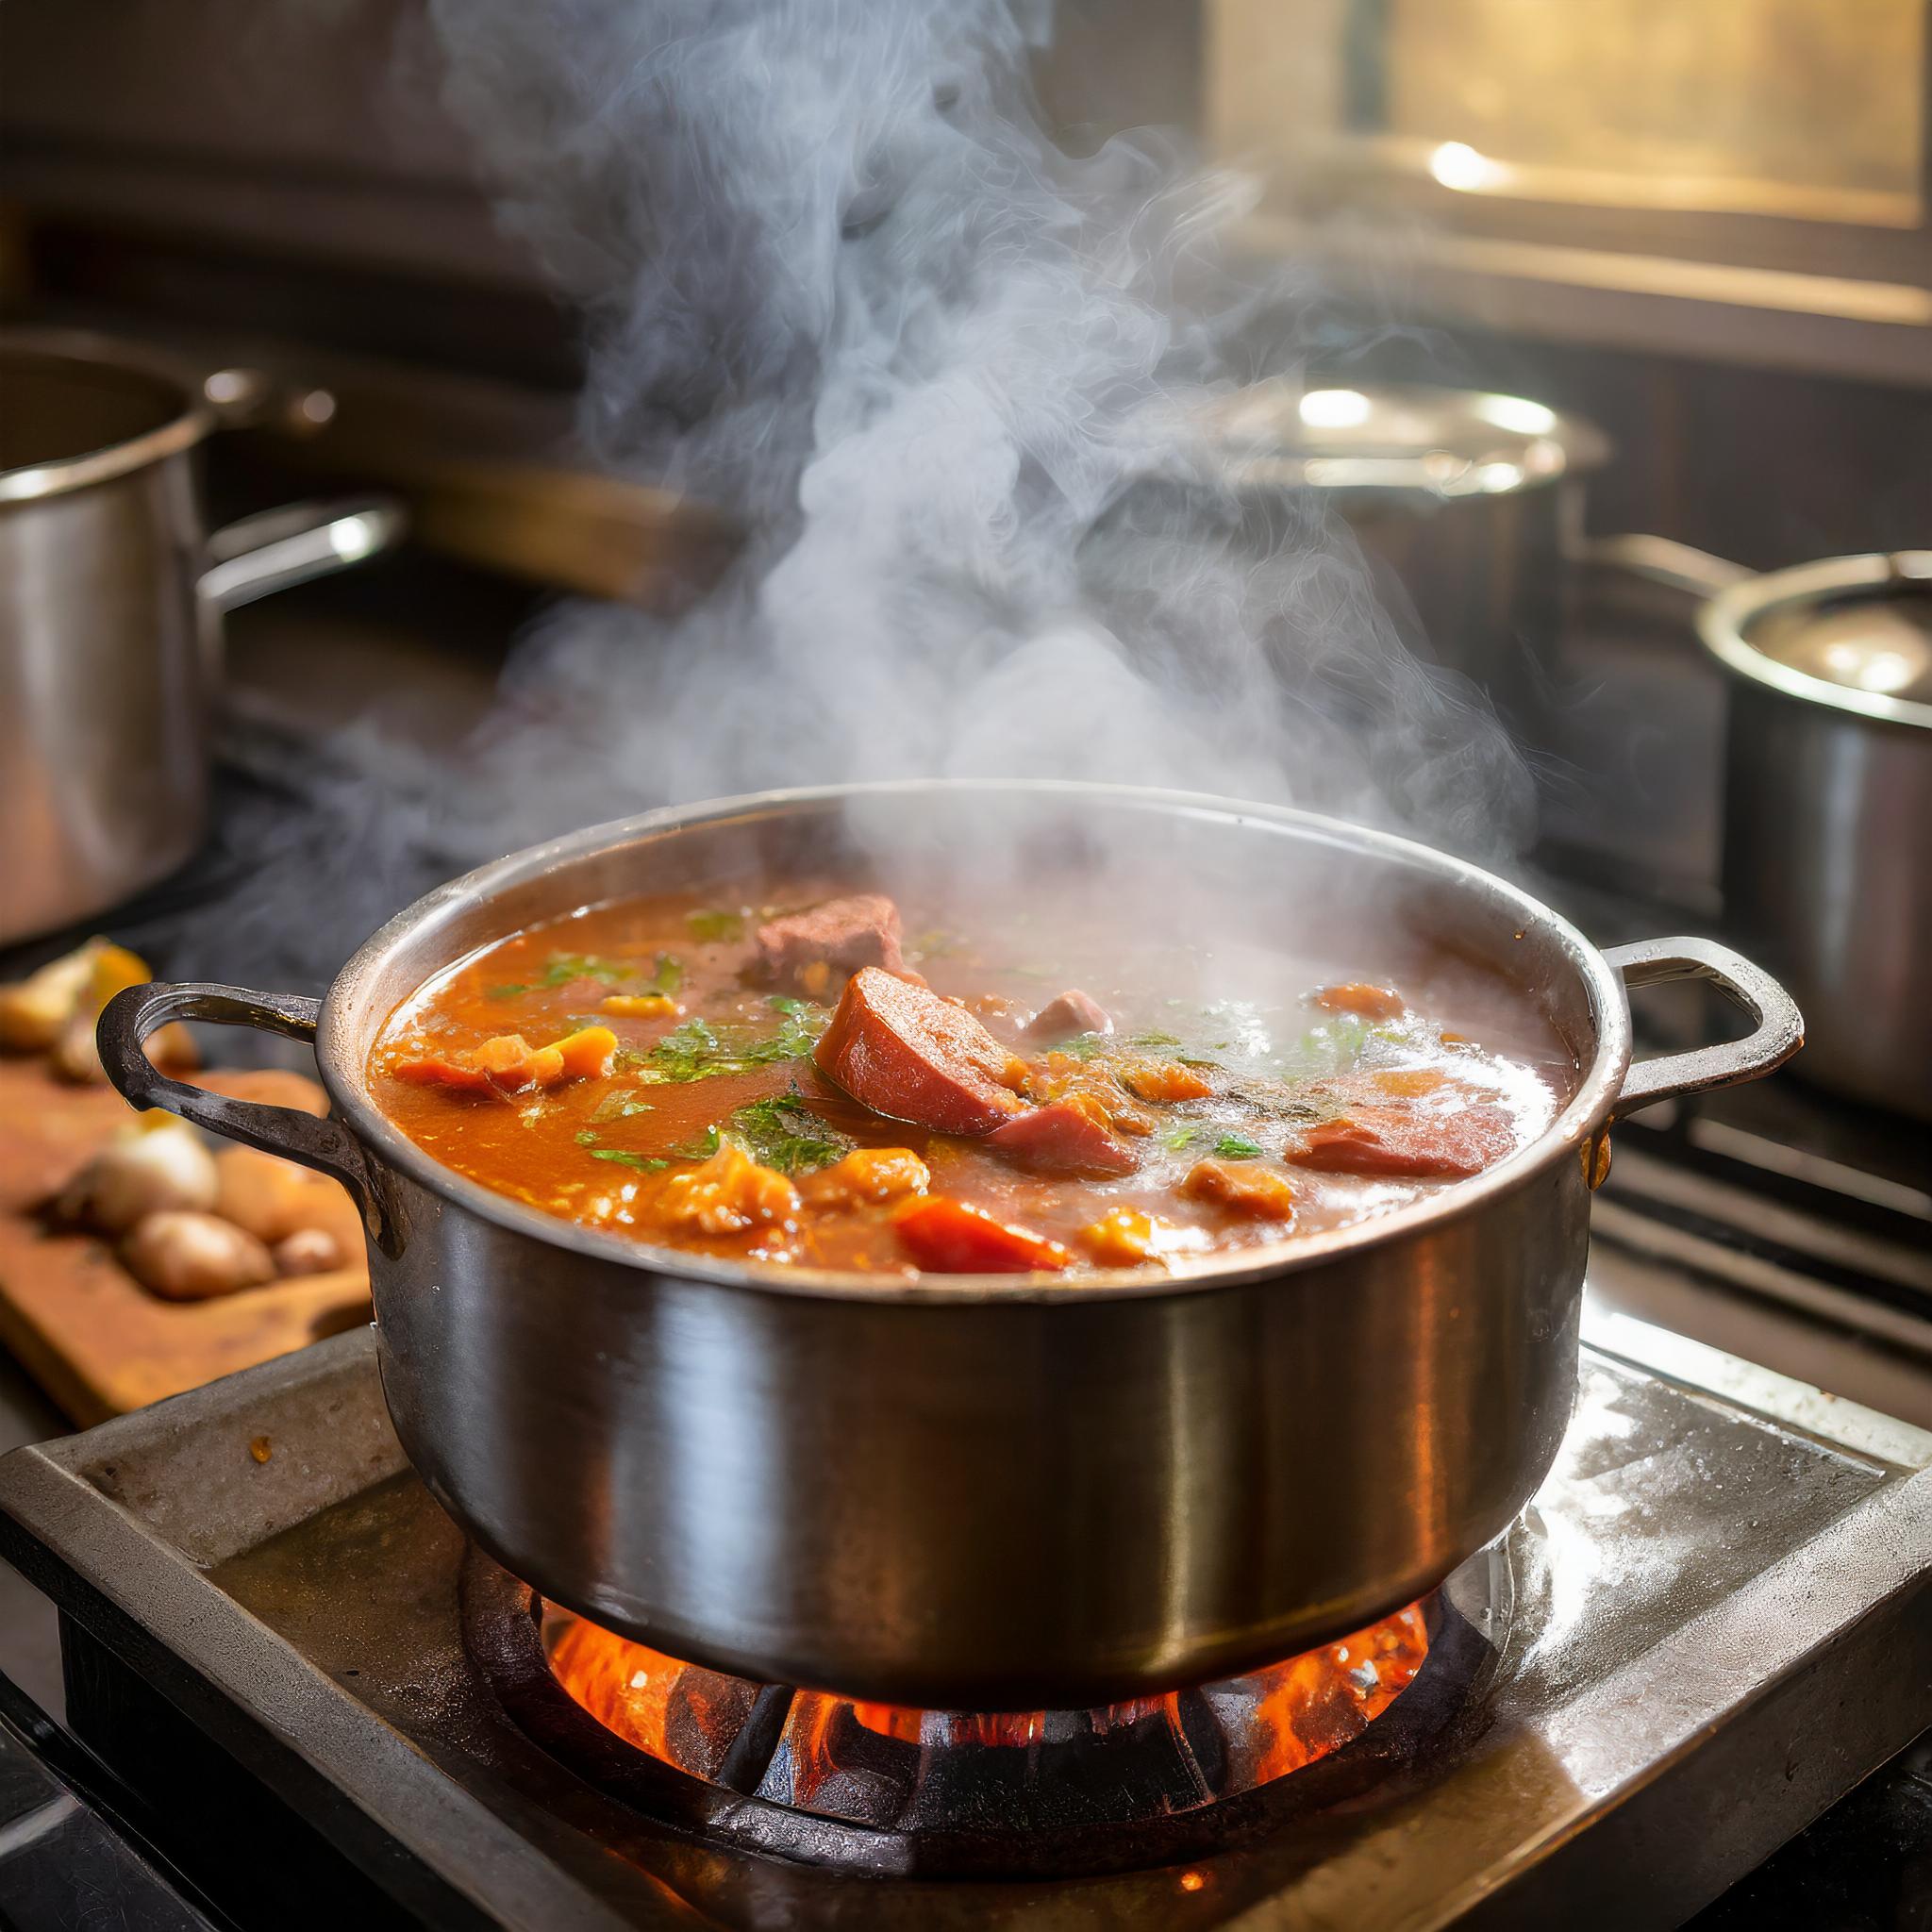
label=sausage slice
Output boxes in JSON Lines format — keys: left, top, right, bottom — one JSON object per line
{"left": 814, "top": 967, "right": 1023, "bottom": 1135}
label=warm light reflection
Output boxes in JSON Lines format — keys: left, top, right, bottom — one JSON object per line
{"left": 1473, "top": 394, "right": 1557, "bottom": 437}
{"left": 1428, "top": 141, "right": 1501, "bottom": 192}
{"left": 1297, "top": 387, "right": 1373, "bottom": 430}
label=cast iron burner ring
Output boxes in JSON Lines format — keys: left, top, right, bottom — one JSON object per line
{"left": 461, "top": 1549, "right": 1507, "bottom": 1879}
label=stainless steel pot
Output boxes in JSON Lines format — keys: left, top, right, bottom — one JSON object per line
{"left": 1586, "top": 537, "right": 1932, "bottom": 1120}
{"left": 97, "top": 784, "right": 1799, "bottom": 1707}
{"left": 0, "top": 331, "right": 404, "bottom": 944}
{"left": 1185, "top": 381, "right": 1609, "bottom": 719}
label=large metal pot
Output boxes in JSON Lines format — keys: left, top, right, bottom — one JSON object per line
{"left": 97, "top": 783, "right": 1798, "bottom": 1707}
{"left": 1177, "top": 381, "right": 1608, "bottom": 721}
{"left": 1587, "top": 538, "right": 1932, "bottom": 1120}
{"left": 0, "top": 331, "right": 403, "bottom": 944}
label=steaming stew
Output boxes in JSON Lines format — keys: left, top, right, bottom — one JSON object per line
{"left": 369, "top": 886, "right": 1570, "bottom": 1275}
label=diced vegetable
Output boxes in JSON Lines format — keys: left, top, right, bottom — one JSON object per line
{"left": 1118, "top": 1058, "right": 1213, "bottom": 1104}
{"left": 656, "top": 1145, "right": 800, "bottom": 1235}
{"left": 1179, "top": 1158, "right": 1296, "bottom": 1222}
{"left": 1081, "top": 1206, "right": 1174, "bottom": 1265}
{"left": 892, "top": 1196, "right": 1070, "bottom": 1273}
{"left": 726, "top": 1093, "right": 854, "bottom": 1174}
{"left": 803, "top": 1147, "right": 929, "bottom": 1206}
{"left": 1313, "top": 983, "right": 1406, "bottom": 1021}
{"left": 554, "top": 1025, "right": 619, "bottom": 1080}
{"left": 601, "top": 993, "right": 680, "bottom": 1019}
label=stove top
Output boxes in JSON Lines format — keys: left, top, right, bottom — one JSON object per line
{"left": 1, "top": 1306, "right": 1924, "bottom": 1930}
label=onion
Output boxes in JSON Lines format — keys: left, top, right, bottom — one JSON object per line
{"left": 56, "top": 1124, "right": 219, "bottom": 1235}
{"left": 122, "top": 1211, "right": 275, "bottom": 1301}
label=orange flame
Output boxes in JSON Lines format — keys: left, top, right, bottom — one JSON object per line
{"left": 543, "top": 1597, "right": 1429, "bottom": 1803}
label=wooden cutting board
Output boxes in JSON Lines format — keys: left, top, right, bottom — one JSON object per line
{"left": 0, "top": 1058, "right": 371, "bottom": 1424}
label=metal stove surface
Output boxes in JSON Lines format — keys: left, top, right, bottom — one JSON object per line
{"left": 1, "top": 1304, "right": 1925, "bottom": 1931}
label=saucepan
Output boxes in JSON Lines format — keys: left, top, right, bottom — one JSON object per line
{"left": 0, "top": 329, "right": 404, "bottom": 944}
{"left": 97, "top": 783, "right": 1800, "bottom": 1707}
{"left": 1585, "top": 537, "right": 1932, "bottom": 1120}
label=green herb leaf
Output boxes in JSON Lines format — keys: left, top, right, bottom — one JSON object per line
{"left": 574, "top": 1128, "right": 601, "bottom": 1146}
{"left": 668, "top": 1125, "right": 722, "bottom": 1160}
{"left": 591, "top": 1088, "right": 656, "bottom": 1123}
{"left": 1213, "top": 1133, "right": 1265, "bottom": 1159}
{"left": 687, "top": 909, "right": 745, "bottom": 943}
{"left": 767, "top": 994, "right": 808, "bottom": 1017}
{"left": 1128, "top": 1029, "right": 1183, "bottom": 1050}
{"left": 485, "top": 983, "right": 528, "bottom": 1001}
{"left": 649, "top": 953, "right": 684, "bottom": 995}
{"left": 1162, "top": 1122, "right": 1200, "bottom": 1151}
{"left": 542, "top": 954, "right": 631, "bottom": 989}
{"left": 589, "top": 1147, "right": 667, "bottom": 1171}
{"left": 725, "top": 1094, "right": 853, "bottom": 1174}
{"left": 1060, "top": 1032, "right": 1109, "bottom": 1061}
{"left": 631, "top": 1009, "right": 826, "bottom": 1085}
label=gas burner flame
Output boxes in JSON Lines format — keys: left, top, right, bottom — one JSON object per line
{"left": 541, "top": 1598, "right": 1430, "bottom": 1812}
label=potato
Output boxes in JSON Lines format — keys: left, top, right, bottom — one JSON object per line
{"left": 55, "top": 1124, "right": 218, "bottom": 1235}
{"left": 272, "top": 1228, "right": 344, "bottom": 1277}
{"left": 214, "top": 1146, "right": 356, "bottom": 1246}
{"left": 0, "top": 940, "right": 107, "bottom": 1054}
{"left": 123, "top": 1212, "right": 275, "bottom": 1301}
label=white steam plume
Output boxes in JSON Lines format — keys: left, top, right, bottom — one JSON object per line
{"left": 183, "top": 0, "right": 1534, "bottom": 993}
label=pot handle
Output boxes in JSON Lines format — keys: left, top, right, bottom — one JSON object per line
{"left": 96, "top": 982, "right": 399, "bottom": 1255}
{"left": 199, "top": 497, "right": 407, "bottom": 612}
{"left": 1571, "top": 534, "right": 1754, "bottom": 601}
{"left": 1605, "top": 937, "right": 1804, "bottom": 1119}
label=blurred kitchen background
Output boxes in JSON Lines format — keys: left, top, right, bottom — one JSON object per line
{"left": 3, "top": 0, "right": 1928, "bottom": 910}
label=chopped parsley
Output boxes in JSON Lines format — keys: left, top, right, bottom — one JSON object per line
{"left": 542, "top": 953, "right": 631, "bottom": 989}
{"left": 767, "top": 994, "right": 809, "bottom": 1017}
{"left": 687, "top": 909, "right": 745, "bottom": 943}
{"left": 648, "top": 953, "right": 684, "bottom": 995}
{"left": 1129, "top": 1029, "right": 1183, "bottom": 1050}
{"left": 1162, "top": 1122, "right": 1200, "bottom": 1151}
{"left": 589, "top": 1148, "right": 668, "bottom": 1172}
{"left": 574, "top": 1128, "right": 601, "bottom": 1146}
{"left": 591, "top": 1088, "right": 656, "bottom": 1123}
{"left": 1212, "top": 1132, "right": 1265, "bottom": 1159}
{"left": 668, "top": 1125, "right": 722, "bottom": 1160}
{"left": 726, "top": 1093, "right": 853, "bottom": 1174}
{"left": 485, "top": 982, "right": 527, "bottom": 1000}
{"left": 1059, "top": 1032, "right": 1110, "bottom": 1061}
{"left": 628, "top": 1008, "right": 825, "bottom": 1085}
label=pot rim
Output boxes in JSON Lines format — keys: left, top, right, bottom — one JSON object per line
{"left": 0, "top": 326, "right": 217, "bottom": 505}
{"left": 1699, "top": 549, "right": 1932, "bottom": 731}
{"left": 319, "top": 780, "right": 1630, "bottom": 1304}
{"left": 1193, "top": 378, "right": 1612, "bottom": 500}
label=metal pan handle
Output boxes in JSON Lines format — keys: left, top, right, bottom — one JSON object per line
{"left": 97, "top": 983, "right": 398, "bottom": 1253}
{"left": 1605, "top": 938, "right": 1803, "bottom": 1118}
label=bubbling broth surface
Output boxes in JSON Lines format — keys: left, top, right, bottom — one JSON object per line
{"left": 368, "top": 875, "right": 1575, "bottom": 1276}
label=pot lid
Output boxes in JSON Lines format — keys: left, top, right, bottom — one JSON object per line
{"left": 1191, "top": 380, "right": 1610, "bottom": 499}
{"left": 1703, "top": 552, "right": 1932, "bottom": 729}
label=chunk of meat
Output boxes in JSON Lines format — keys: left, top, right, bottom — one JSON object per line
{"left": 656, "top": 1145, "right": 800, "bottom": 1236}
{"left": 893, "top": 1196, "right": 1070, "bottom": 1273}
{"left": 1179, "top": 1158, "right": 1296, "bottom": 1222}
{"left": 802, "top": 1146, "right": 930, "bottom": 1207}
{"left": 1284, "top": 1103, "right": 1513, "bottom": 1179}
{"left": 1313, "top": 983, "right": 1406, "bottom": 1022}
{"left": 757, "top": 894, "right": 907, "bottom": 986}
{"left": 1023, "top": 989, "right": 1113, "bottom": 1044}
{"left": 815, "top": 967, "right": 1023, "bottom": 1135}
{"left": 989, "top": 1101, "right": 1138, "bottom": 1175}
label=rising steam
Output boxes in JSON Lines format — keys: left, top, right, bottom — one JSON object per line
{"left": 184, "top": 0, "right": 1535, "bottom": 992}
